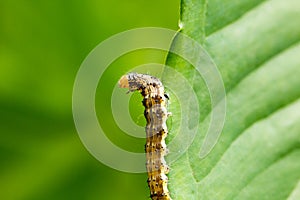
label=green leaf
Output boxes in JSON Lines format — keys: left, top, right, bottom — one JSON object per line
{"left": 165, "top": 0, "right": 300, "bottom": 199}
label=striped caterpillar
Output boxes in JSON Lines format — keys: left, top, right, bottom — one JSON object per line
{"left": 119, "top": 73, "right": 172, "bottom": 200}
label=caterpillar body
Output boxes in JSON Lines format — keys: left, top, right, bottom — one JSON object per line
{"left": 119, "top": 73, "right": 172, "bottom": 200}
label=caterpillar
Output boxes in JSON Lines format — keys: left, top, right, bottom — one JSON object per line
{"left": 119, "top": 72, "right": 172, "bottom": 200}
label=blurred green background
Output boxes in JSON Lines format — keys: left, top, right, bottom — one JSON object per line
{"left": 0, "top": 1, "right": 179, "bottom": 199}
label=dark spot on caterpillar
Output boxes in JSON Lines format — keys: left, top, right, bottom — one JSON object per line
{"left": 164, "top": 93, "right": 170, "bottom": 100}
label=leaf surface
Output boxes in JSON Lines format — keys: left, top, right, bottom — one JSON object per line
{"left": 165, "top": 0, "right": 300, "bottom": 199}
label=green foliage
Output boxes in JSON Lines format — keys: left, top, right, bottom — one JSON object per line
{"left": 0, "top": 1, "right": 178, "bottom": 200}
{"left": 2, "top": 0, "right": 300, "bottom": 199}
{"left": 166, "top": 0, "right": 300, "bottom": 199}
